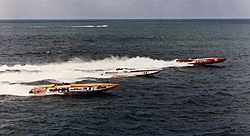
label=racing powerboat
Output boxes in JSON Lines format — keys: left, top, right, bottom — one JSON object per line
{"left": 176, "top": 57, "right": 226, "bottom": 65}
{"left": 29, "top": 83, "right": 119, "bottom": 95}
{"left": 101, "top": 68, "right": 162, "bottom": 77}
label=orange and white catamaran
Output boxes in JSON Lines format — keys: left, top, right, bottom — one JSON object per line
{"left": 29, "top": 82, "right": 119, "bottom": 95}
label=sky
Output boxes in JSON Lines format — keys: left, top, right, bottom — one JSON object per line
{"left": 0, "top": 0, "right": 250, "bottom": 19}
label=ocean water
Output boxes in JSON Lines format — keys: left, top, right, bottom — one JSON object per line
{"left": 0, "top": 19, "right": 250, "bottom": 135}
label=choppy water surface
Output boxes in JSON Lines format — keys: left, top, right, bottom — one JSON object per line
{"left": 0, "top": 19, "right": 250, "bottom": 135}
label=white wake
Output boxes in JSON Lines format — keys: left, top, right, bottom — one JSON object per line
{"left": 0, "top": 56, "right": 189, "bottom": 96}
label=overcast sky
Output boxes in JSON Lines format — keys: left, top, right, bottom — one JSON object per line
{"left": 0, "top": 0, "right": 250, "bottom": 19}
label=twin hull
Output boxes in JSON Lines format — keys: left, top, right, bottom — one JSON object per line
{"left": 30, "top": 83, "right": 119, "bottom": 94}
{"left": 102, "top": 68, "right": 162, "bottom": 77}
{"left": 176, "top": 58, "right": 226, "bottom": 65}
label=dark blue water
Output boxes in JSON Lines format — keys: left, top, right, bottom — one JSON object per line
{"left": 0, "top": 19, "right": 250, "bottom": 135}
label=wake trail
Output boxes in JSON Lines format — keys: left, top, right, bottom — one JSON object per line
{"left": 0, "top": 56, "right": 190, "bottom": 96}
{"left": 0, "top": 83, "right": 35, "bottom": 96}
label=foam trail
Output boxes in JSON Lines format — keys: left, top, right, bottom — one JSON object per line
{"left": 0, "top": 56, "right": 190, "bottom": 84}
{"left": 0, "top": 83, "right": 34, "bottom": 96}
{"left": 0, "top": 56, "right": 190, "bottom": 96}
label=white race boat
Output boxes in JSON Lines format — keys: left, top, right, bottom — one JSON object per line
{"left": 29, "top": 83, "right": 119, "bottom": 95}
{"left": 101, "top": 68, "right": 162, "bottom": 77}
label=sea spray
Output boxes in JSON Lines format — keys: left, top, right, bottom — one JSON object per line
{"left": 0, "top": 56, "right": 190, "bottom": 96}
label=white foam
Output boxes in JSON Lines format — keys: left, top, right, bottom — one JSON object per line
{"left": 0, "top": 56, "right": 190, "bottom": 96}
{"left": 0, "top": 83, "right": 34, "bottom": 96}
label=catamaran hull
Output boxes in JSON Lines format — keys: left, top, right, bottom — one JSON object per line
{"left": 29, "top": 83, "right": 119, "bottom": 95}
{"left": 102, "top": 69, "right": 162, "bottom": 77}
{"left": 176, "top": 58, "right": 226, "bottom": 65}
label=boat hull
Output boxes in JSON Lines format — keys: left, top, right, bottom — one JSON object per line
{"left": 29, "top": 83, "right": 119, "bottom": 95}
{"left": 176, "top": 58, "right": 226, "bottom": 65}
{"left": 102, "top": 68, "right": 162, "bottom": 77}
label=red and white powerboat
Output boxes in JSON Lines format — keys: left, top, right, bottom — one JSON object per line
{"left": 176, "top": 57, "right": 226, "bottom": 65}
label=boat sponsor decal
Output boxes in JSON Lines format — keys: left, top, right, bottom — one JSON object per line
{"left": 70, "top": 86, "right": 93, "bottom": 91}
{"left": 104, "top": 71, "right": 118, "bottom": 74}
{"left": 194, "top": 60, "right": 208, "bottom": 63}
{"left": 49, "top": 88, "right": 69, "bottom": 93}
{"left": 97, "top": 86, "right": 106, "bottom": 89}
{"left": 143, "top": 71, "right": 148, "bottom": 75}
